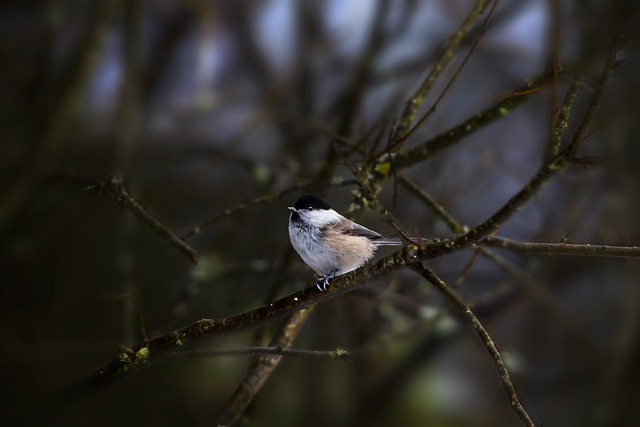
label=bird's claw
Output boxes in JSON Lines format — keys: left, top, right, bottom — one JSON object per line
{"left": 316, "top": 269, "right": 338, "bottom": 292}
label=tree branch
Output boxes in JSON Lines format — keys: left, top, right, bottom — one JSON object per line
{"left": 411, "top": 263, "right": 536, "bottom": 427}
{"left": 398, "top": 0, "right": 499, "bottom": 145}
{"left": 391, "top": 0, "right": 492, "bottom": 146}
{"left": 214, "top": 309, "right": 312, "bottom": 426}
{"left": 66, "top": 249, "right": 414, "bottom": 397}
{"left": 179, "top": 178, "right": 357, "bottom": 241}
{"left": 424, "top": 33, "right": 621, "bottom": 258}
{"left": 158, "top": 345, "right": 350, "bottom": 361}
{"left": 481, "top": 236, "right": 640, "bottom": 259}
{"left": 566, "top": 34, "right": 623, "bottom": 157}
{"left": 85, "top": 174, "right": 199, "bottom": 264}
{"left": 544, "top": 73, "right": 581, "bottom": 161}
{"left": 400, "top": 174, "right": 598, "bottom": 355}
{"left": 379, "top": 65, "right": 560, "bottom": 175}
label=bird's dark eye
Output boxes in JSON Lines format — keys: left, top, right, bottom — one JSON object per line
{"left": 307, "top": 206, "right": 314, "bottom": 210}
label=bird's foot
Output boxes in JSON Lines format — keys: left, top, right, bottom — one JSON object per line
{"left": 316, "top": 269, "right": 338, "bottom": 292}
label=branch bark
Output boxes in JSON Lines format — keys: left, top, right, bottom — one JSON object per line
{"left": 66, "top": 250, "right": 413, "bottom": 397}
{"left": 480, "top": 236, "right": 640, "bottom": 259}
{"left": 411, "top": 263, "right": 536, "bottom": 427}
{"left": 86, "top": 174, "right": 199, "bottom": 264}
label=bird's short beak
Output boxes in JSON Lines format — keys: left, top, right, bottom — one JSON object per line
{"left": 288, "top": 206, "right": 297, "bottom": 213}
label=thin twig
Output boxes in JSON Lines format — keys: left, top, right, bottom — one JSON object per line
{"left": 453, "top": 248, "right": 483, "bottom": 289}
{"left": 179, "top": 178, "right": 357, "bottom": 241}
{"left": 566, "top": 34, "right": 623, "bottom": 157}
{"left": 430, "top": 32, "right": 622, "bottom": 255}
{"left": 398, "top": 174, "right": 465, "bottom": 233}
{"left": 85, "top": 174, "right": 199, "bottom": 264}
{"left": 426, "top": 34, "right": 621, "bottom": 250}
{"left": 365, "top": 195, "right": 416, "bottom": 245}
{"left": 411, "top": 264, "right": 536, "bottom": 427}
{"left": 401, "top": 174, "right": 599, "bottom": 354}
{"left": 480, "top": 236, "right": 640, "bottom": 259}
{"left": 391, "top": 0, "right": 492, "bottom": 147}
{"left": 544, "top": 74, "right": 581, "bottom": 161}
{"left": 376, "top": 65, "right": 561, "bottom": 175}
{"left": 159, "top": 345, "right": 350, "bottom": 361}
{"left": 399, "top": 0, "right": 499, "bottom": 145}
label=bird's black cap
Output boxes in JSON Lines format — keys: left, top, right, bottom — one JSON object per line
{"left": 293, "top": 195, "right": 332, "bottom": 210}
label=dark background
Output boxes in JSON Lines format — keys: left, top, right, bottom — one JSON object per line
{"left": 2, "top": 1, "right": 640, "bottom": 426}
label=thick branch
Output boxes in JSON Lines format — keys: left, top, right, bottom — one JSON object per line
{"left": 67, "top": 250, "right": 412, "bottom": 397}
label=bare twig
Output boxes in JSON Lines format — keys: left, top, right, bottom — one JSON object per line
{"left": 566, "top": 34, "right": 623, "bottom": 157}
{"left": 159, "top": 345, "right": 350, "bottom": 361}
{"left": 179, "top": 178, "right": 357, "bottom": 241}
{"left": 376, "top": 65, "right": 560, "bottom": 176}
{"left": 362, "top": 191, "right": 416, "bottom": 245}
{"left": 399, "top": 0, "right": 499, "bottom": 145}
{"left": 424, "top": 35, "right": 621, "bottom": 255}
{"left": 86, "top": 174, "right": 199, "bottom": 264}
{"left": 401, "top": 174, "right": 599, "bottom": 354}
{"left": 415, "top": 35, "right": 622, "bottom": 257}
{"left": 391, "top": 0, "right": 492, "bottom": 146}
{"left": 411, "top": 264, "right": 536, "bottom": 427}
{"left": 398, "top": 174, "right": 465, "bottom": 233}
{"left": 545, "top": 73, "right": 581, "bottom": 161}
{"left": 480, "top": 236, "right": 640, "bottom": 259}
{"left": 453, "top": 248, "right": 483, "bottom": 289}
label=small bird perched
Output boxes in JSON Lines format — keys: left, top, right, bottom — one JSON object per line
{"left": 288, "top": 194, "right": 405, "bottom": 291}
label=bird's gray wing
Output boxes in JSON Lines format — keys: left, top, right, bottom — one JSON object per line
{"left": 343, "top": 222, "right": 385, "bottom": 240}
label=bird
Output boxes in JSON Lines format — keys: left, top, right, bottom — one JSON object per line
{"left": 288, "top": 194, "right": 406, "bottom": 291}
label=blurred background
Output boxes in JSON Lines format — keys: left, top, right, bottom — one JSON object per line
{"left": 2, "top": 0, "right": 640, "bottom": 426}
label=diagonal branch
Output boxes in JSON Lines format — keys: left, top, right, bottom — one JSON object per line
{"left": 179, "top": 178, "right": 357, "bottom": 241}
{"left": 400, "top": 173, "right": 599, "bottom": 354}
{"left": 566, "top": 34, "right": 623, "bottom": 157}
{"left": 424, "top": 34, "right": 622, "bottom": 257}
{"left": 215, "top": 309, "right": 313, "bottom": 426}
{"left": 376, "top": 66, "right": 559, "bottom": 177}
{"left": 398, "top": 0, "right": 499, "bottom": 145}
{"left": 71, "top": 36, "right": 625, "bottom": 405}
{"left": 85, "top": 173, "right": 199, "bottom": 264}
{"left": 391, "top": 0, "right": 493, "bottom": 146}
{"left": 66, "top": 249, "right": 414, "bottom": 397}
{"left": 544, "top": 73, "right": 581, "bottom": 161}
{"left": 411, "top": 263, "right": 536, "bottom": 427}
